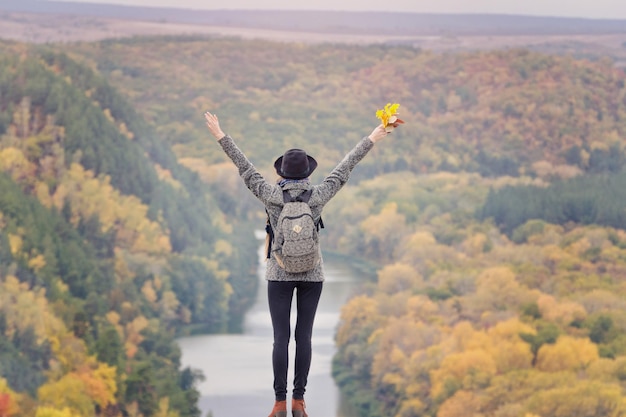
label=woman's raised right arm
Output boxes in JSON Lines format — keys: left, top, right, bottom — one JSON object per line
{"left": 314, "top": 124, "right": 388, "bottom": 205}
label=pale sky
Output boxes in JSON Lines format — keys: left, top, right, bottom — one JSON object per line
{"left": 52, "top": 0, "right": 626, "bottom": 20}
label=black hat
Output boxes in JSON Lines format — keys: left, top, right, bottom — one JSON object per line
{"left": 274, "top": 149, "right": 317, "bottom": 179}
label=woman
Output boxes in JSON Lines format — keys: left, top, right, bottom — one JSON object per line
{"left": 204, "top": 111, "right": 389, "bottom": 417}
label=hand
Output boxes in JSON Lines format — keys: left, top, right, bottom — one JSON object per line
{"left": 204, "top": 111, "right": 226, "bottom": 140}
{"left": 368, "top": 124, "right": 388, "bottom": 143}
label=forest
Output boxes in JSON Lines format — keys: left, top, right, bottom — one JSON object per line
{"left": 0, "top": 41, "right": 258, "bottom": 417}
{"left": 1, "top": 33, "right": 626, "bottom": 417}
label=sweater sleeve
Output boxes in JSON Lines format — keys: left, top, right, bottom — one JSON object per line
{"left": 314, "top": 136, "right": 375, "bottom": 205}
{"left": 218, "top": 135, "right": 276, "bottom": 204}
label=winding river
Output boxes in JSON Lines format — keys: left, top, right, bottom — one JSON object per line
{"left": 177, "top": 244, "right": 362, "bottom": 417}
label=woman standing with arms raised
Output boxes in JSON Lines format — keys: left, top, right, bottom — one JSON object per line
{"left": 204, "top": 111, "right": 389, "bottom": 417}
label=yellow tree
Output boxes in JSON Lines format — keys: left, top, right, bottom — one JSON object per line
{"left": 37, "top": 374, "right": 94, "bottom": 417}
{"left": 396, "top": 230, "right": 461, "bottom": 275}
{"left": 51, "top": 163, "right": 171, "bottom": 255}
{"left": 525, "top": 381, "right": 626, "bottom": 417}
{"left": 430, "top": 349, "right": 497, "bottom": 399}
{"left": 0, "top": 275, "right": 65, "bottom": 343}
{"left": 406, "top": 295, "right": 439, "bottom": 323}
{"left": 76, "top": 363, "right": 117, "bottom": 410}
{"left": 0, "top": 147, "right": 36, "bottom": 185}
{"left": 35, "top": 407, "right": 80, "bottom": 417}
{"left": 486, "top": 319, "right": 534, "bottom": 373}
{"left": 460, "top": 233, "right": 490, "bottom": 257}
{"left": 37, "top": 361, "right": 117, "bottom": 417}
{"left": 360, "top": 202, "right": 408, "bottom": 262}
{"left": 535, "top": 335, "right": 599, "bottom": 372}
{"left": 336, "top": 295, "right": 381, "bottom": 346}
{"left": 371, "top": 318, "right": 440, "bottom": 387}
{"left": 377, "top": 262, "right": 423, "bottom": 294}
{"left": 395, "top": 398, "right": 426, "bottom": 417}
{"left": 472, "top": 266, "right": 528, "bottom": 313}
{"left": 536, "top": 294, "right": 587, "bottom": 326}
{"left": 437, "top": 390, "right": 483, "bottom": 417}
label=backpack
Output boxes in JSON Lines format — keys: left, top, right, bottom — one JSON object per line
{"left": 267, "top": 189, "right": 322, "bottom": 273}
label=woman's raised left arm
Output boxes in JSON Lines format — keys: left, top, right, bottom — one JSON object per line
{"left": 205, "top": 112, "right": 276, "bottom": 203}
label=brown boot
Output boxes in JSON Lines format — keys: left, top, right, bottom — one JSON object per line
{"left": 268, "top": 400, "right": 287, "bottom": 417}
{"left": 291, "top": 398, "right": 308, "bottom": 417}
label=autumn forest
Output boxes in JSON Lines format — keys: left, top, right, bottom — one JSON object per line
{"left": 1, "top": 28, "right": 626, "bottom": 417}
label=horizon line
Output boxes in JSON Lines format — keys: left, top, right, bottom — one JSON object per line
{"left": 25, "top": 0, "right": 626, "bottom": 22}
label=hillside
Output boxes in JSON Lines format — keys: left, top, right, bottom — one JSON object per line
{"left": 0, "top": 41, "right": 257, "bottom": 416}
{"left": 63, "top": 37, "right": 626, "bottom": 179}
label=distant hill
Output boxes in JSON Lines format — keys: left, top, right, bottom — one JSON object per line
{"left": 2, "top": 0, "right": 626, "bottom": 36}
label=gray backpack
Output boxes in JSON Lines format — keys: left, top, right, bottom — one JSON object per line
{"left": 271, "top": 189, "right": 321, "bottom": 273}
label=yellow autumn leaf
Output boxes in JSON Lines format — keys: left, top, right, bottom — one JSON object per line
{"left": 375, "top": 103, "right": 401, "bottom": 128}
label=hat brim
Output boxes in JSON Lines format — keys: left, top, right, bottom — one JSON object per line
{"left": 274, "top": 155, "right": 318, "bottom": 179}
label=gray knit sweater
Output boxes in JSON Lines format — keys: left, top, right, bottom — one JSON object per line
{"left": 218, "top": 134, "right": 375, "bottom": 282}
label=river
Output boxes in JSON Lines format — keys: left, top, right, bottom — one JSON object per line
{"left": 177, "top": 244, "right": 363, "bottom": 417}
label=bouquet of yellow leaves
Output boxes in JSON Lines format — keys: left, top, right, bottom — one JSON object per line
{"left": 376, "top": 103, "right": 405, "bottom": 132}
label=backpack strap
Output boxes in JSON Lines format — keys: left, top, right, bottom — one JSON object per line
{"left": 317, "top": 217, "right": 324, "bottom": 232}
{"left": 265, "top": 209, "right": 274, "bottom": 259}
{"left": 282, "top": 189, "right": 312, "bottom": 203}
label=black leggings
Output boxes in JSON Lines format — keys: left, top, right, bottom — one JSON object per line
{"left": 268, "top": 280, "right": 323, "bottom": 401}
